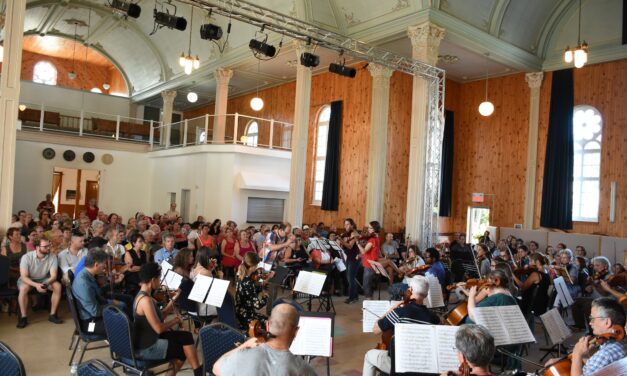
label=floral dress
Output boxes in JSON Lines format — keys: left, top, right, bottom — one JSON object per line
{"left": 235, "top": 275, "right": 267, "bottom": 328}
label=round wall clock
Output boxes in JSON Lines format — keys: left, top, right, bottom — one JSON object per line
{"left": 42, "top": 148, "right": 56, "bottom": 160}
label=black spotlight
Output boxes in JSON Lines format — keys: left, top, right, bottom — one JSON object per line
{"left": 329, "top": 63, "right": 356, "bottom": 78}
{"left": 249, "top": 39, "right": 276, "bottom": 58}
{"left": 109, "top": 0, "right": 141, "bottom": 18}
{"left": 154, "top": 10, "right": 187, "bottom": 31}
{"left": 200, "top": 24, "right": 223, "bottom": 41}
{"left": 300, "top": 52, "right": 320, "bottom": 68}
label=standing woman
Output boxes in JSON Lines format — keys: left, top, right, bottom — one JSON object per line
{"left": 196, "top": 224, "right": 217, "bottom": 258}
{"left": 220, "top": 229, "right": 240, "bottom": 280}
{"left": 1, "top": 228, "right": 27, "bottom": 287}
{"left": 133, "top": 263, "right": 202, "bottom": 376}
{"left": 357, "top": 221, "right": 381, "bottom": 299}
{"left": 234, "top": 252, "right": 269, "bottom": 328}
{"left": 234, "top": 230, "right": 256, "bottom": 263}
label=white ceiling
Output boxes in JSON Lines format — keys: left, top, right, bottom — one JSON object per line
{"left": 11, "top": 0, "right": 627, "bottom": 110}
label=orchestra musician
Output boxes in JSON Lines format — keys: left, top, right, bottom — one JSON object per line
{"left": 235, "top": 252, "right": 272, "bottom": 328}
{"left": 599, "top": 280, "right": 627, "bottom": 308}
{"left": 463, "top": 269, "right": 517, "bottom": 324}
{"left": 362, "top": 275, "right": 439, "bottom": 376}
{"left": 588, "top": 256, "right": 612, "bottom": 299}
{"left": 512, "top": 253, "right": 550, "bottom": 320}
{"left": 475, "top": 244, "right": 491, "bottom": 277}
{"left": 340, "top": 218, "right": 361, "bottom": 304}
{"left": 357, "top": 221, "right": 382, "bottom": 299}
{"left": 441, "top": 324, "right": 496, "bottom": 376}
{"left": 553, "top": 249, "right": 580, "bottom": 299}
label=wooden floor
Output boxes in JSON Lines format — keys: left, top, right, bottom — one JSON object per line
{"left": 0, "top": 288, "right": 583, "bottom": 375}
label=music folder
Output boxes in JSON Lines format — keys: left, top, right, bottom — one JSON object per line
{"left": 289, "top": 312, "right": 334, "bottom": 358}
{"left": 293, "top": 270, "right": 327, "bottom": 296}
{"left": 188, "top": 275, "right": 230, "bottom": 308}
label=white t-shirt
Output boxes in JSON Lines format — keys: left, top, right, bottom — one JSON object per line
{"left": 219, "top": 344, "right": 316, "bottom": 376}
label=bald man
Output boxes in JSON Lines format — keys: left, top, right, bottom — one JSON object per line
{"left": 213, "top": 304, "right": 316, "bottom": 376}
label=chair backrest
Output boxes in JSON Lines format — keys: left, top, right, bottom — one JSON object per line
{"left": 199, "top": 323, "right": 245, "bottom": 375}
{"left": 78, "top": 359, "right": 118, "bottom": 376}
{"left": 0, "top": 341, "right": 26, "bottom": 376}
{"left": 102, "top": 305, "right": 136, "bottom": 363}
{"left": 0, "top": 255, "right": 10, "bottom": 286}
{"left": 216, "top": 292, "right": 239, "bottom": 328}
{"left": 67, "top": 286, "right": 89, "bottom": 337}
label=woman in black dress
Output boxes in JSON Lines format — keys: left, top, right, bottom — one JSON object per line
{"left": 513, "top": 252, "right": 550, "bottom": 319}
{"left": 234, "top": 251, "right": 269, "bottom": 328}
{"left": 124, "top": 233, "right": 147, "bottom": 294}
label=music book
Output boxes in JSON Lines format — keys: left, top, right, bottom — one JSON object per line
{"left": 162, "top": 269, "right": 183, "bottom": 290}
{"left": 289, "top": 315, "right": 333, "bottom": 357}
{"left": 425, "top": 275, "right": 445, "bottom": 308}
{"left": 160, "top": 260, "right": 173, "bottom": 282}
{"left": 472, "top": 305, "right": 536, "bottom": 346}
{"left": 540, "top": 308, "right": 572, "bottom": 346}
{"left": 362, "top": 300, "right": 401, "bottom": 332}
{"left": 293, "top": 270, "right": 327, "bottom": 296}
{"left": 367, "top": 260, "right": 390, "bottom": 280}
{"left": 188, "top": 275, "right": 230, "bottom": 308}
{"left": 395, "top": 324, "right": 460, "bottom": 374}
{"left": 553, "top": 276, "right": 575, "bottom": 308}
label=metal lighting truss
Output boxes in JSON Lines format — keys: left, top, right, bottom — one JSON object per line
{"left": 182, "top": 0, "right": 445, "bottom": 248}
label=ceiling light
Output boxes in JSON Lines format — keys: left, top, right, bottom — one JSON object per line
{"left": 563, "top": 0, "right": 588, "bottom": 68}
{"left": 200, "top": 24, "right": 223, "bottom": 41}
{"left": 108, "top": 0, "right": 141, "bottom": 19}
{"left": 249, "top": 39, "right": 276, "bottom": 58}
{"left": 103, "top": 83, "right": 111, "bottom": 90}
{"left": 154, "top": 10, "right": 187, "bottom": 31}
{"left": 478, "top": 52, "right": 494, "bottom": 117}
{"left": 178, "top": 5, "right": 199, "bottom": 75}
{"left": 19, "top": 104, "right": 27, "bottom": 112}
{"left": 187, "top": 92, "right": 198, "bottom": 103}
{"left": 300, "top": 52, "right": 319, "bottom": 68}
{"left": 329, "top": 63, "right": 356, "bottom": 78}
{"left": 250, "top": 97, "right": 264, "bottom": 111}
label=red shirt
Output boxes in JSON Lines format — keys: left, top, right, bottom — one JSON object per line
{"left": 86, "top": 206, "right": 99, "bottom": 221}
{"left": 362, "top": 237, "right": 380, "bottom": 269}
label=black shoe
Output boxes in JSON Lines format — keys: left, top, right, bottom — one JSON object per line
{"left": 349, "top": 298, "right": 359, "bottom": 304}
{"left": 48, "top": 314, "right": 63, "bottom": 324}
{"left": 344, "top": 298, "right": 352, "bottom": 304}
{"left": 17, "top": 317, "right": 28, "bottom": 328}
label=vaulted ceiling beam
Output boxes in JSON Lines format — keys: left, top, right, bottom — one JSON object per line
{"left": 488, "top": 0, "right": 510, "bottom": 37}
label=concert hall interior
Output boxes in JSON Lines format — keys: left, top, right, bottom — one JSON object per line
{"left": 0, "top": 1, "right": 626, "bottom": 376}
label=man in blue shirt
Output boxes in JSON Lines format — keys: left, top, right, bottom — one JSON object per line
{"left": 424, "top": 247, "right": 446, "bottom": 287}
{"left": 154, "top": 233, "right": 179, "bottom": 264}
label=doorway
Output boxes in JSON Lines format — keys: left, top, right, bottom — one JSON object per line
{"left": 181, "top": 189, "right": 190, "bottom": 222}
{"left": 466, "top": 207, "right": 490, "bottom": 245}
{"left": 52, "top": 167, "right": 100, "bottom": 218}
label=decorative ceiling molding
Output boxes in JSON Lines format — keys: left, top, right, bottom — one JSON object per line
{"left": 488, "top": 0, "right": 510, "bottom": 37}
{"left": 36, "top": 2, "right": 69, "bottom": 35}
{"left": 82, "top": 14, "right": 120, "bottom": 45}
{"left": 536, "top": 0, "right": 572, "bottom": 59}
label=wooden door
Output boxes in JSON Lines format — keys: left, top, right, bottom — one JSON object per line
{"left": 84, "top": 180, "right": 99, "bottom": 213}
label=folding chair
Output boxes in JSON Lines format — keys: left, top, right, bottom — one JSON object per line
{"left": 0, "top": 341, "right": 26, "bottom": 376}
{"left": 198, "top": 323, "right": 246, "bottom": 375}
{"left": 78, "top": 359, "right": 119, "bottom": 376}
{"left": 67, "top": 287, "right": 109, "bottom": 365}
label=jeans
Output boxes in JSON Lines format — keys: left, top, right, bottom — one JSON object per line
{"left": 363, "top": 267, "right": 376, "bottom": 298}
{"left": 347, "top": 260, "right": 361, "bottom": 300}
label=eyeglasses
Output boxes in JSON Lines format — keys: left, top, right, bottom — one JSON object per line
{"left": 39, "top": 245, "right": 51, "bottom": 249}
{"left": 589, "top": 316, "right": 607, "bottom": 321}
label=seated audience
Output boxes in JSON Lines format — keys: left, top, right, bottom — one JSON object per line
{"left": 58, "top": 233, "right": 88, "bottom": 284}
{"left": 124, "top": 233, "right": 147, "bottom": 294}
{"left": 154, "top": 233, "right": 179, "bottom": 264}
{"left": 1, "top": 227, "right": 27, "bottom": 287}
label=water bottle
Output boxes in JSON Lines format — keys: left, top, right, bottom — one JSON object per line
{"left": 70, "top": 362, "right": 78, "bottom": 376}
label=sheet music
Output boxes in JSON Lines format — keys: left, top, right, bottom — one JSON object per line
{"left": 204, "top": 278, "right": 230, "bottom": 307}
{"left": 499, "top": 305, "right": 536, "bottom": 344}
{"left": 289, "top": 316, "right": 333, "bottom": 357}
{"left": 367, "top": 260, "right": 390, "bottom": 280}
{"left": 435, "top": 326, "right": 461, "bottom": 373}
{"left": 472, "top": 307, "right": 509, "bottom": 346}
{"left": 160, "top": 260, "right": 173, "bottom": 281}
{"left": 334, "top": 257, "right": 346, "bottom": 272}
{"left": 257, "top": 261, "right": 272, "bottom": 272}
{"left": 328, "top": 240, "right": 343, "bottom": 252}
{"left": 293, "top": 271, "right": 326, "bottom": 296}
{"left": 162, "top": 269, "right": 183, "bottom": 290}
{"left": 425, "top": 275, "right": 445, "bottom": 308}
{"left": 553, "top": 277, "right": 574, "bottom": 308}
{"left": 362, "top": 300, "right": 400, "bottom": 332}
{"left": 188, "top": 274, "right": 213, "bottom": 304}
{"left": 540, "top": 308, "right": 572, "bottom": 345}
{"left": 395, "top": 324, "right": 460, "bottom": 373}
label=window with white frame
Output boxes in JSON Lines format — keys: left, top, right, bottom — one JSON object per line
{"left": 245, "top": 121, "right": 259, "bottom": 147}
{"left": 572, "top": 105, "right": 602, "bottom": 222}
{"left": 313, "top": 105, "right": 331, "bottom": 204}
{"left": 32, "top": 61, "right": 57, "bottom": 85}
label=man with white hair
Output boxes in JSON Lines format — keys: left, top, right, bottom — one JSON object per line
{"left": 362, "top": 275, "right": 440, "bottom": 376}
{"left": 555, "top": 248, "right": 580, "bottom": 299}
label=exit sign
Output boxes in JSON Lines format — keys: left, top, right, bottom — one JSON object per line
{"left": 472, "top": 193, "right": 484, "bottom": 203}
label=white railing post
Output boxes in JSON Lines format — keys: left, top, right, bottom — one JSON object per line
{"left": 233, "top": 112, "right": 239, "bottom": 145}
{"left": 39, "top": 104, "right": 45, "bottom": 131}
{"left": 79, "top": 110, "right": 84, "bottom": 136}
{"left": 149, "top": 120, "right": 154, "bottom": 151}
{"left": 204, "top": 114, "right": 209, "bottom": 144}
{"left": 269, "top": 119, "right": 274, "bottom": 149}
{"left": 183, "top": 119, "right": 188, "bottom": 146}
{"left": 115, "top": 115, "right": 120, "bottom": 140}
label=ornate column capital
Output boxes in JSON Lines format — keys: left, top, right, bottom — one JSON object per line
{"left": 407, "top": 22, "right": 446, "bottom": 64}
{"left": 161, "top": 90, "right": 177, "bottom": 104}
{"left": 215, "top": 68, "right": 233, "bottom": 85}
{"left": 525, "top": 72, "right": 544, "bottom": 90}
{"left": 367, "top": 63, "right": 394, "bottom": 80}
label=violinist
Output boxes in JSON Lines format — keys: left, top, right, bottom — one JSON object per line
{"left": 124, "top": 233, "right": 147, "bottom": 294}
{"left": 362, "top": 276, "right": 439, "bottom": 376}
{"left": 512, "top": 253, "right": 550, "bottom": 319}
{"left": 172, "top": 248, "right": 194, "bottom": 279}
{"left": 340, "top": 218, "right": 361, "bottom": 304}
{"left": 588, "top": 256, "right": 612, "bottom": 299}
{"left": 553, "top": 249, "right": 580, "bottom": 299}
{"left": 475, "top": 244, "right": 491, "bottom": 278}
{"left": 398, "top": 246, "right": 425, "bottom": 274}
{"left": 464, "top": 270, "right": 517, "bottom": 323}
{"left": 598, "top": 280, "right": 626, "bottom": 307}
{"left": 441, "top": 324, "right": 495, "bottom": 376}
{"left": 189, "top": 247, "right": 223, "bottom": 317}
{"left": 235, "top": 252, "right": 270, "bottom": 328}
{"left": 357, "top": 221, "right": 381, "bottom": 299}
{"left": 424, "top": 247, "right": 446, "bottom": 287}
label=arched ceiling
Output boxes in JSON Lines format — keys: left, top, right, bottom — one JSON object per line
{"left": 13, "top": 0, "right": 627, "bottom": 110}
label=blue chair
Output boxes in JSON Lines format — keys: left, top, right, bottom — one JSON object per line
{"left": 216, "top": 293, "right": 239, "bottom": 329}
{"left": 0, "top": 341, "right": 26, "bottom": 376}
{"left": 198, "top": 323, "right": 246, "bottom": 375}
{"left": 67, "top": 287, "right": 109, "bottom": 366}
{"left": 78, "top": 359, "right": 118, "bottom": 376}
{"left": 102, "top": 305, "right": 171, "bottom": 376}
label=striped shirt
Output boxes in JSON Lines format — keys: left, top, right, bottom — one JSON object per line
{"left": 378, "top": 302, "right": 439, "bottom": 332}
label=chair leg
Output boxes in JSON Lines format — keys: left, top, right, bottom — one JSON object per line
{"left": 69, "top": 331, "right": 77, "bottom": 350}
{"left": 69, "top": 338, "right": 80, "bottom": 366}
{"left": 78, "top": 342, "right": 87, "bottom": 364}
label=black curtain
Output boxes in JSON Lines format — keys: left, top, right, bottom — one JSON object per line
{"left": 439, "top": 111, "right": 454, "bottom": 217}
{"left": 540, "top": 69, "right": 574, "bottom": 229}
{"left": 321, "top": 101, "right": 342, "bottom": 211}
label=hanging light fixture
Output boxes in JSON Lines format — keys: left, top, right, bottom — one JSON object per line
{"left": 179, "top": 5, "right": 200, "bottom": 75}
{"left": 564, "top": 0, "right": 588, "bottom": 68}
{"left": 250, "top": 59, "right": 264, "bottom": 111}
{"left": 68, "top": 22, "right": 78, "bottom": 80}
{"left": 187, "top": 92, "right": 198, "bottom": 103}
{"left": 478, "top": 53, "right": 494, "bottom": 117}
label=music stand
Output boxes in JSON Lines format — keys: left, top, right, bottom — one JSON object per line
{"left": 296, "top": 311, "right": 335, "bottom": 376}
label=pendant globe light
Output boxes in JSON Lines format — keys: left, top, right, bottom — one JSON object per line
{"left": 250, "top": 59, "right": 264, "bottom": 111}
{"left": 564, "top": 0, "right": 588, "bottom": 68}
{"left": 478, "top": 52, "right": 494, "bottom": 117}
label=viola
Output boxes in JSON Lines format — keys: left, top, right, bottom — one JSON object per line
{"left": 543, "top": 325, "right": 625, "bottom": 376}
{"left": 248, "top": 319, "right": 274, "bottom": 342}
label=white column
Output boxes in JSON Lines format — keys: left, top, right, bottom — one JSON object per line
{"left": 161, "top": 90, "right": 177, "bottom": 148}
{"left": 405, "top": 22, "right": 445, "bottom": 243}
{"left": 523, "top": 72, "right": 544, "bottom": 228}
{"left": 0, "top": 0, "right": 26, "bottom": 229}
{"left": 212, "top": 68, "right": 233, "bottom": 143}
{"left": 286, "top": 42, "right": 313, "bottom": 227}
{"left": 365, "top": 64, "right": 394, "bottom": 224}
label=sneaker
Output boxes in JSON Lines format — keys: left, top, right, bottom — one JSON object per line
{"left": 48, "top": 314, "right": 63, "bottom": 324}
{"left": 17, "top": 317, "right": 28, "bottom": 329}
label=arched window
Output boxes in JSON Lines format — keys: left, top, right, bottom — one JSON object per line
{"left": 244, "top": 121, "right": 259, "bottom": 147}
{"left": 572, "top": 105, "right": 602, "bottom": 222}
{"left": 32, "top": 61, "right": 57, "bottom": 85}
{"left": 312, "top": 105, "right": 331, "bottom": 204}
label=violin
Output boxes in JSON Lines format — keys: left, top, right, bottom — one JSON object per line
{"left": 250, "top": 269, "right": 271, "bottom": 284}
{"left": 543, "top": 325, "right": 625, "bottom": 376}
{"left": 606, "top": 272, "right": 626, "bottom": 287}
{"left": 248, "top": 319, "right": 274, "bottom": 342}
{"left": 513, "top": 265, "right": 535, "bottom": 277}
{"left": 376, "top": 290, "right": 414, "bottom": 350}
{"left": 402, "top": 264, "right": 431, "bottom": 277}
{"left": 446, "top": 277, "right": 495, "bottom": 292}
{"left": 446, "top": 360, "right": 472, "bottom": 376}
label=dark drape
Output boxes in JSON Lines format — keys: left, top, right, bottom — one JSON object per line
{"left": 540, "top": 69, "right": 574, "bottom": 229}
{"left": 439, "top": 111, "right": 454, "bottom": 217}
{"left": 321, "top": 101, "right": 342, "bottom": 211}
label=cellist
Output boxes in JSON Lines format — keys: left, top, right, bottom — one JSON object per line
{"left": 362, "top": 275, "right": 439, "bottom": 376}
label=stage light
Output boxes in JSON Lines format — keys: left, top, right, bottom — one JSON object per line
{"left": 108, "top": 0, "right": 141, "bottom": 19}
{"left": 300, "top": 52, "right": 319, "bottom": 68}
{"left": 200, "top": 24, "right": 223, "bottom": 41}
{"left": 154, "top": 10, "right": 187, "bottom": 31}
{"left": 249, "top": 39, "right": 276, "bottom": 58}
{"left": 329, "top": 63, "right": 356, "bottom": 78}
